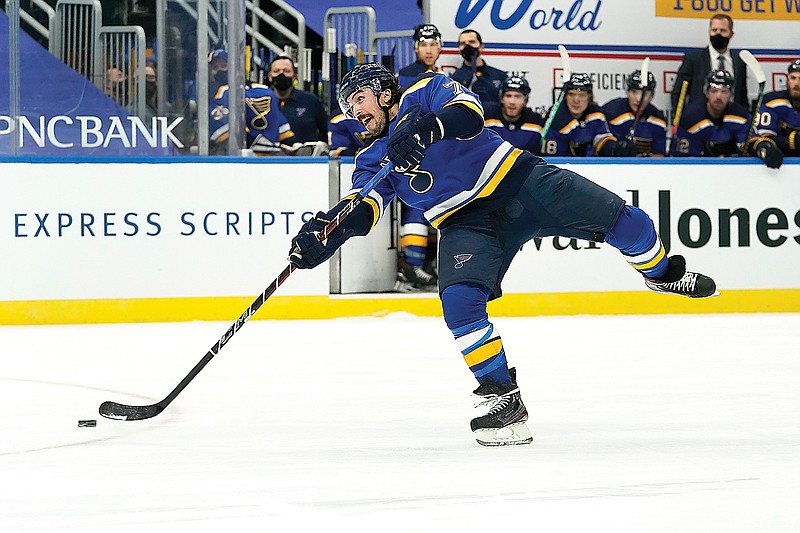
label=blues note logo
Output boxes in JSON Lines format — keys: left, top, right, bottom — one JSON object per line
{"left": 454, "top": 253, "right": 473, "bottom": 269}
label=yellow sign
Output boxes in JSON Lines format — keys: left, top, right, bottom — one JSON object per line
{"left": 655, "top": 0, "right": 800, "bottom": 20}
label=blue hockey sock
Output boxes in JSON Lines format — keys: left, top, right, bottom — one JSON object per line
{"left": 442, "top": 284, "right": 512, "bottom": 385}
{"left": 605, "top": 205, "right": 669, "bottom": 279}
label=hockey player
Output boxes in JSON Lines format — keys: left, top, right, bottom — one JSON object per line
{"left": 542, "top": 73, "right": 637, "bottom": 157}
{"left": 288, "top": 63, "right": 717, "bottom": 446}
{"left": 210, "top": 81, "right": 296, "bottom": 155}
{"left": 484, "top": 75, "right": 545, "bottom": 155}
{"left": 397, "top": 24, "right": 444, "bottom": 90}
{"left": 395, "top": 25, "right": 444, "bottom": 291}
{"left": 753, "top": 59, "right": 800, "bottom": 164}
{"left": 670, "top": 70, "right": 753, "bottom": 158}
{"left": 602, "top": 70, "right": 668, "bottom": 157}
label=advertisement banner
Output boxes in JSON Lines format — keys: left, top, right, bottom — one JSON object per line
{"left": 2, "top": 160, "right": 329, "bottom": 301}
{"left": 430, "top": 1, "right": 799, "bottom": 114}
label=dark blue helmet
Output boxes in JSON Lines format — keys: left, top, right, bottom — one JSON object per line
{"left": 627, "top": 69, "right": 656, "bottom": 91}
{"left": 500, "top": 75, "right": 531, "bottom": 97}
{"left": 704, "top": 69, "right": 735, "bottom": 93}
{"left": 413, "top": 24, "right": 441, "bottom": 43}
{"left": 788, "top": 59, "right": 800, "bottom": 74}
{"left": 338, "top": 63, "right": 402, "bottom": 118}
{"left": 564, "top": 72, "right": 592, "bottom": 92}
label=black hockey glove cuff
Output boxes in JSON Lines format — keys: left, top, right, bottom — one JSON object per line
{"left": 289, "top": 211, "right": 353, "bottom": 269}
{"left": 750, "top": 137, "right": 784, "bottom": 169}
{"left": 611, "top": 138, "right": 638, "bottom": 157}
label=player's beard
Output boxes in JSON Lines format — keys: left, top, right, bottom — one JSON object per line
{"left": 788, "top": 84, "right": 800, "bottom": 103}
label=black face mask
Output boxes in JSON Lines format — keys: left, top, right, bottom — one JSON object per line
{"left": 271, "top": 73, "right": 293, "bottom": 91}
{"left": 460, "top": 44, "right": 479, "bottom": 62}
{"left": 710, "top": 33, "right": 730, "bottom": 51}
{"left": 214, "top": 70, "right": 228, "bottom": 85}
{"left": 146, "top": 81, "right": 157, "bottom": 98}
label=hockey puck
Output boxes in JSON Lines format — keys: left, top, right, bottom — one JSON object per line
{"left": 78, "top": 419, "right": 97, "bottom": 427}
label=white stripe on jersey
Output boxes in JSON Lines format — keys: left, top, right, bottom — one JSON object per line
{"left": 424, "top": 141, "right": 515, "bottom": 224}
{"left": 624, "top": 236, "right": 661, "bottom": 264}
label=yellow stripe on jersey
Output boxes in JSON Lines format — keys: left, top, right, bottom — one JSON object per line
{"left": 724, "top": 114, "right": 748, "bottom": 125}
{"left": 688, "top": 119, "right": 713, "bottom": 134}
{"left": 485, "top": 118, "right": 502, "bottom": 127}
{"left": 559, "top": 119, "right": 580, "bottom": 134}
{"left": 474, "top": 148, "right": 521, "bottom": 200}
{"left": 329, "top": 113, "right": 346, "bottom": 124}
{"left": 444, "top": 99, "right": 483, "bottom": 119}
{"left": 647, "top": 115, "right": 667, "bottom": 129}
{"left": 631, "top": 244, "right": 666, "bottom": 271}
{"left": 278, "top": 130, "right": 294, "bottom": 141}
{"left": 594, "top": 133, "right": 616, "bottom": 152}
{"left": 585, "top": 111, "right": 606, "bottom": 123}
{"left": 609, "top": 112, "right": 634, "bottom": 126}
{"left": 400, "top": 234, "right": 429, "bottom": 248}
{"left": 522, "top": 123, "right": 543, "bottom": 133}
{"left": 766, "top": 98, "right": 791, "bottom": 109}
{"left": 464, "top": 338, "right": 504, "bottom": 367}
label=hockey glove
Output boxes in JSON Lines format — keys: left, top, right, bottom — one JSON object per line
{"left": 289, "top": 212, "right": 352, "bottom": 269}
{"left": 752, "top": 138, "right": 784, "bottom": 169}
{"left": 386, "top": 105, "right": 444, "bottom": 171}
{"left": 612, "top": 138, "right": 638, "bottom": 157}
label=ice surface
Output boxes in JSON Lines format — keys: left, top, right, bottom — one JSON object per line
{"left": 1, "top": 313, "right": 798, "bottom": 532}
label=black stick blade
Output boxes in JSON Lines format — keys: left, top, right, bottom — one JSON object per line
{"left": 99, "top": 401, "right": 164, "bottom": 421}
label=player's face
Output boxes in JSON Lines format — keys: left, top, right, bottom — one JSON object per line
{"left": 501, "top": 91, "right": 526, "bottom": 119}
{"left": 626, "top": 89, "right": 652, "bottom": 112}
{"left": 347, "top": 88, "right": 387, "bottom": 136}
{"left": 709, "top": 18, "right": 733, "bottom": 38}
{"left": 787, "top": 72, "right": 800, "bottom": 100}
{"left": 416, "top": 40, "right": 441, "bottom": 68}
{"left": 705, "top": 86, "right": 732, "bottom": 115}
{"left": 565, "top": 89, "right": 590, "bottom": 116}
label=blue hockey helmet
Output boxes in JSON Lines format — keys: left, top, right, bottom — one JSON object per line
{"left": 627, "top": 69, "right": 656, "bottom": 91}
{"left": 338, "top": 63, "right": 402, "bottom": 118}
{"left": 704, "top": 69, "right": 735, "bottom": 93}
{"left": 564, "top": 72, "right": 592, "bottom": 92}
{"left": 500, "top": 75, "right": 531, "bottom": 98}
{"left": 788, "top": 59, "right": 800, "bottom": 73}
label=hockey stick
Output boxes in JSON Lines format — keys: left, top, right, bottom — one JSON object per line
{"left": 539, "top": 45, "right": 571, "bottom": 149}
{"left": 738, "top": 49, "right": 767, "bottom": 155}
{"left": 667, "top": 79, "right": 689, "bottom": 156}
{"left": 99, "top": 163, "right": 394, "bottom": 421}
{"left": 626, "top": 56, "right": 651, "bottom": 142}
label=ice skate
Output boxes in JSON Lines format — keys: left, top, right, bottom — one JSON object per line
{"left": 395, "top": 260, "right": 438, "bottom": 292}
{"left": 645, "top": 255, "right": 718, "bottom": 298}
{"left": 471, "top": 368, "right": 533, "bottom": 446}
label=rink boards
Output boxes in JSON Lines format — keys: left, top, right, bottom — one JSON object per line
{"left": 1, "top": 157, "right": 798, "bottom": 324}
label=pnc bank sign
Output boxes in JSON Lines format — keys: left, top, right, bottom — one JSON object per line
{"left": 454, "top": 0, "right": 604, "bottom": 31}
{"left": 0, "top": 115, "right": 183, "bottom": 149}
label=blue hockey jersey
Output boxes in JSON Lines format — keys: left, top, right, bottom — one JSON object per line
{"left": 347, "top": 73, "right": 540, "bottom": 230}
{"left": 671, "top": 99, "right": 750, "bottom": 157}
{"left": 602, "top": 97, "right": 668, "bottom": 156}
{"left": 756, "top": 90, "right": 800, "bottom": 155}
{"left": 542, "top": 102, "right": 616, "bottom": 156}
{"left": 483, "top": 102, "right": 545, "bottom": 155}
{"left": 328, "top": 107, "right": 373, "bottom": 157}
{"left": 210, "top": 83, "right": 295, "bottom": 154}
{"left": 397, "top": 60, "right": 444, "bottom": 91}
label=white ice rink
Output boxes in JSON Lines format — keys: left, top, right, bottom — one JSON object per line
{"left": 1, "top": 313, "right": 799, "bottom": 532}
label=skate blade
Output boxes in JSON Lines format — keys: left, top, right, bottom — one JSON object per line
{"left": 474, "top": 422, "right": 533, "bottom": 447}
